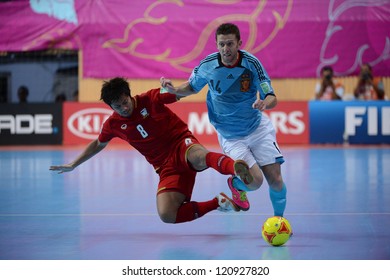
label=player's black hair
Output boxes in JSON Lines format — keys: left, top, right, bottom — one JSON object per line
{"left": 100, "top": 77, "right": 131, "bottom": 106}
{"left": 216, "top": 23, "right": 241, "bottom": 41}
{"left": 321, "top": 66, "right": 334, "bottom": 75}
{"left": 362, "top": 63, "right": 372, "bottom": 71}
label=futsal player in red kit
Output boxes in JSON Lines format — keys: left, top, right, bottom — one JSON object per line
{"left": 50, "top": 77, "right": 253, "bottom": 224}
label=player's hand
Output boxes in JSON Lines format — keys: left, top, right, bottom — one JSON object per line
{"left": 49, "top": 164, "right": 75, "bottom": 174}
{"left": 252, "top": 99, "right": 267, "bottom": 111}
{"left": 160, "top": 77, "right": 176, "bottom": 93}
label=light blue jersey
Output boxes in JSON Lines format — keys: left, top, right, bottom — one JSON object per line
{"left": 189, "top": 50, "right": 275, "bottom": 139}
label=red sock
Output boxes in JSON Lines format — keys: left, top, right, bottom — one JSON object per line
{"left": 205, "top": 152, "right": 235, "bottom": 175}
{"left": 175, "top": 198, "right": 219, "bottom": 223}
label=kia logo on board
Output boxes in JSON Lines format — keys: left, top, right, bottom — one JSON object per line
{"left": 67, "top": 108, "right": 113, "bottom": 139}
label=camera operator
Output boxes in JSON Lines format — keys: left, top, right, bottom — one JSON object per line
{"left": 315, "top": 66, "right": 344, "bottom": 100}
{"left": 354, "top": 63, "right": 385, "bottom": 100}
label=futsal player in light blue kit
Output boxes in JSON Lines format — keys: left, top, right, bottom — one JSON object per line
{"left": 161, "top": 23, "right": 287, "bottom": 217}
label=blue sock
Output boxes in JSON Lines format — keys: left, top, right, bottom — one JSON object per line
{"left": 232, "top": 176, "right": 252, "bottom": 192}
{"left": 269, "top": 183, "right": 287, "bottom": 217}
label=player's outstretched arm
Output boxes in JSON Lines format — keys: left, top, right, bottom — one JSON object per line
{"left": 49, "top": 139, "right": 108, "bottom": 174}
{"left": 160, "top": 77, "right": 196, "bottom": 98}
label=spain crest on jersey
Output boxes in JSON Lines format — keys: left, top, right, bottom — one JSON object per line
{"left": 240, "top": 74, "right": 250, "bottom": 92}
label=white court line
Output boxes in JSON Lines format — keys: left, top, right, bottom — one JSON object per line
{"left": 0, "top": 212, "right": 389, "bottom": 217}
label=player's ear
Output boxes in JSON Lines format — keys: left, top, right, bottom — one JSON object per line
{"left": 238, "top": 40, "right": 242, "bottom": 48}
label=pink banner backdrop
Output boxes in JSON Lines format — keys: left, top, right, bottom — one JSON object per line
{"left": 1, "top": 0, "right": 389, "bottom": 78}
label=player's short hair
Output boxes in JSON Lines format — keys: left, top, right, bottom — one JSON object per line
{"left": 321, "top": 66, "right": 334, "bottom": 75}
{"left": 100, "top": 77, "right": 131, "bottom": 106}
{"left": 362, "top": 63, "right": 372, "bottom": 71}
{"left": 216, "top": 23, "right": 241, "bottom": 41}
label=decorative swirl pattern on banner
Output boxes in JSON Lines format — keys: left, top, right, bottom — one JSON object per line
{"left": 103, "top": 0, "right": 292, "bottom": 73}
{"left": 318, "top": 0, "right": 390, "bottom": 77}
{"left": 0, "top": 0, "right": 388, "bottom": 78}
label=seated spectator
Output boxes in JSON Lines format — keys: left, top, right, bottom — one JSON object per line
{"left": 55, "top": 93, "right": 67, "bottom": 102}
{"left": 353, "top": 63, "right": 385, "bottom": 100}
{"left": 314, "top": 66, "right": 344, "bottom": 100}
{"left": 72, "top": 90, "right": 79, "bottom": 101}
{"left": 17, "top": 85, "right": 29, "bottom": 103}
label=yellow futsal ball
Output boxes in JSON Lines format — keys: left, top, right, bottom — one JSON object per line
{"left": 262, "top": 216, "right": 292, "bottom": 246}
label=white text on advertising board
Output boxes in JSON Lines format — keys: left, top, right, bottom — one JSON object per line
{"left": 186, "top": 111, "right": 305, "bottom": 135}
{"left": 67, "top": 108, "right": 112, "bottom": 139}
{"left": 345, "top": 106, "right": 390, "bottom": 136}
{"left": 0, "top": 114, "right": 53, "bottom": 134}
{"left": 265, "top": 111, "right": 305, "bottom": 134}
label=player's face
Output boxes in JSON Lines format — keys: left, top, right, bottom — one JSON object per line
{"left": 216, "top": 34, "right": 242, "bottom": 66}
{"left": 322, "top": 69, "right": 332, "bottom": 80}
{"left": 111, "top": 94, "right": 133, "bottom": 117}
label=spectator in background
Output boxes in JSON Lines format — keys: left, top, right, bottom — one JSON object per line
{"left": 72, "top": 90, "right": 79, "bottom": 102}
{"left": 314, "top": 66, "right": 344, "bottom": 100}
{"left": 17, "top": 85, "right": 29, "bottom": 103}
{"left": 354, "top": 63, "right": 385, "bottom": 100}
{"left": 55, "top": 93, "right": 67, "bottom": 102}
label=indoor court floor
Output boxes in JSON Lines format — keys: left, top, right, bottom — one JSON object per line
{"left": 0, "top": 144, "right": 389, "bottom": 260}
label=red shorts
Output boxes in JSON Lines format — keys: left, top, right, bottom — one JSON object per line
{"left": 156, "top": 134, "right": 201, "bottom": 201}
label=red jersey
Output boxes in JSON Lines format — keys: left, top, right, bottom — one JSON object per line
{"left": 99, "top": 88, "right": 192, "bottom": 169}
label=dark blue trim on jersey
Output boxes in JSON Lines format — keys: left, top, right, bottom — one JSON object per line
{"left": 194, "top": 53, "right": 219, "bottom": 74}
{"left": 199, "top": 53, "right": 219, "bottom": 66}
{"left": 242, "top": 52, "right": 267, "bottom": 81}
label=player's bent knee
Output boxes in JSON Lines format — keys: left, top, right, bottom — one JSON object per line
{"left": 250, "top": 175, "right": 263, "bottom": 190}
{"left": 158, "top": 211, "right": 176, "bottom": 224}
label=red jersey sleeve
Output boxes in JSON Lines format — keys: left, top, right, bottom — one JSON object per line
{"left": 98, "top": 116, "right": 114, "bottom": 143}
{"left": 154, "top": 88, "right": 178, "bottom": 104}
